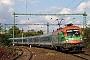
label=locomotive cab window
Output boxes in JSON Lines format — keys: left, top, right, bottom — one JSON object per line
{"left": 67, "top": 29, "right": 80, "bottom": 37}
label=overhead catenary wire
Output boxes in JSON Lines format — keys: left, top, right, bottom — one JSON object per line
{"left": 25, "top": 0, "right": 28, "bottom": 24}
{"left": 66, "top": 0, "right": 76, "bottom": 8}
{"left": 0, "top": 0, "right": 13, "bottom": 22}
{"left": 49, "top": 0, "right": 76, "bottom": 26}
{"left": 22, "top": 0, "right": 30, "bottom": 30}
{"left": 71, "top": 0, "right": 85, "bottom": 10}
{"left": 53, "top": 0, "right": 76, "bottom": 26}
{"left": 55, "top": 0, "right": 86, "bottom": 27}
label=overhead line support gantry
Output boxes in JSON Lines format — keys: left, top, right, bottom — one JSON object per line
{"left": 11, "top": 12, "right": 87, "bottom": 46}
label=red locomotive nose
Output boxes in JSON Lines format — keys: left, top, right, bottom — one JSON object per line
{"left": 67, "top": 40, "right": 82, "bottom": 44}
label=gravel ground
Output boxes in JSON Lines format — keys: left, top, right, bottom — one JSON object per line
{"left": 1, "top": 46, "right": 90, "bottom": 60}
{"left": 29, "top": 47, "right": 84, "bottom": 60}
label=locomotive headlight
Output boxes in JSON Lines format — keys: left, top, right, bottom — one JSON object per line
{"left": 81, "top": 39, "right": 82, "bottom": 40}
{"left": 66, "top": 40, "right": 69, "bottom": 42}
{"left": 80, "top": 38, "right": 84, "bottom": 42}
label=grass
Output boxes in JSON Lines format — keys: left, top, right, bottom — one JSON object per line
{"left": 46, "top": 53, "right": 55, "bottom": 57}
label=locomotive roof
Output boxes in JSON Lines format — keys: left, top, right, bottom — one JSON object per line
{"left": 61, "top": 25, "right": 81, "bottom": 32}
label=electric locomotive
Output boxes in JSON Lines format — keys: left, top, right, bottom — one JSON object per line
{"left": 52, "top": 23, "right": 84, "bottom": 52}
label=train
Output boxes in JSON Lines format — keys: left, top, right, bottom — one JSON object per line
{"left": 9, "top": 23, "right": 84, "bottom": 52}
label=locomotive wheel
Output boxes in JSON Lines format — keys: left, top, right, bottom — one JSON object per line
{"left": 77, "top": 47, "right": 82, "bottom": 52}
{"left": 50, "top": 46, "right": 54, "bottom": 50}
{"left": 59, "top": 47, "right": 62, "bottom": 51}
{"left": 56, "top": 46, "right": 60, "bottom": 51}
{"left": 61, "top": 47, "right": 65, "bottom": 52}
{"left": 38, "top": 44, "right": 42, "bottom": 48}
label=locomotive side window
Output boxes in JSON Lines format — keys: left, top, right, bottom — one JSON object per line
{"left": 67, "top": 29, "right": 80, "bottom": 37}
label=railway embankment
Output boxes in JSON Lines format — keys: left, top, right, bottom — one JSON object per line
{"left": 0, "top": 46, "right": 16, "bottom": 60}
{"left": 0, "top": 46, "right": 90, "bottom": 60}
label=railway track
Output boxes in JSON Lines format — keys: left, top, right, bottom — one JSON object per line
{"left": 13, "top": 46, "right": 33, "bottom": 60}
{"left": 71, "top": 52, "right": 90, "bottom": 60}
{"left": 12, "top": 46, "right": 90, "bottom": 60}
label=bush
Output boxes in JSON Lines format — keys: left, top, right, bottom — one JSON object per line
{"left": 0, "top": 34, "right": 11, "bottom": 46}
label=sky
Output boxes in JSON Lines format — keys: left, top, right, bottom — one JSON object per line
{"left": 0, "top": 0, "right": 90, "bottom": 33}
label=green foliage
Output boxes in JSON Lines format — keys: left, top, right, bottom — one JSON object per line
{"left": 7, "top": 26, "right": 44, "bottom": 38}
{"left": 46, "top": 53, "right": 55, "bottom": 57}
{"left": 82, "top": 27, "right": 90, "bottom": 48}
{"left": 27, "top": 30, "right": 43, "bottom": 36}
{"left": 8, "top": 26, "right": 21, "bottom": 37}
{"left": 37, "top": 30, "right": 43, "bottom": 35}
{"left": 0, "top": 34, "right": 11, "bottom": 46}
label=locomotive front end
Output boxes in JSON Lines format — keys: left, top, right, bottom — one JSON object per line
{"left": 61, "top": 25, "right": 84, "bottom": 52}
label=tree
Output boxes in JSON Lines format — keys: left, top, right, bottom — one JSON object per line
{"left": 7, "top": 26, "right": 44, "bottom": 37}
{"left": 37, "top": 30, "right": 43, "bottom": 35}
{"left": 26, "top": 29, "right": 44, "bottom": 36}
{"left": 82, "top": 26, "right": 90, "bottom": 48}
{"left": 8, "top": 26, "right": 21, "bottom": 37}
{"left": 0, "top": 33, "right": 11, "bottom": 46}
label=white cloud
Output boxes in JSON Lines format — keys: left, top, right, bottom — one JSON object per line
{"left": 17, "top": 0, "right": 25, "bottom": 2}
{"left": 19, "top": 17, "right": 47, "bottom": 24}
{"left": 19, "top": 19, "right": 28, "bottom": 24}
{"left": 36, "top": 6, "right": 62, "bottom": 13}
{"left": 0, "top": 18, "right": 6, "bottom": 23}
{"left": 58, "top": 8, "right": 72, "bottom": 14}
{"left": 44, "top": 6, "right": 62, "bottom": 13}
{"left": 0, "top": 0, "right": 14, "bottom": 24}
{"left": 17, "top": 0, "right": 41, "bottom": 6}
{"left": 87, "top": 21, "right": 90, "bottom": 25}
{"left": 88, "top": 13, "right": 90, "bottom": 16}
{"left": 0, "top": 0, "right": 14, "bottom": 6}
{"left": 76, "top": 1, "right": 90, "bottom": 12}
{"left": 18, "top": 15, "right": 58, "bottom": 32}
{"left": 8, "top": 7, "right": 14, "bottom": 13}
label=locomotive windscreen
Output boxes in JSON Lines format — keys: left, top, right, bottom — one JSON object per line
{"left": 66, "top": 29, "right": 80, "bottom": 37}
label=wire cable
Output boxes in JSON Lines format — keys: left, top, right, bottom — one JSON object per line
{"left": 71, "top": 0, "right": 85, "bottom": 10}
{"left": 25, "top": 0, "right": 29, "bottom": 24}
{"left": 66, "top": 0, "right": 76, "bottom": 8}
{"left": 0, "top": 0, "right": 13, "bottom": 22}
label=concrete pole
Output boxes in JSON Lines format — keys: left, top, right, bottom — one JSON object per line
{"left": 13, "top": 12, "right": 15, "bottom": 46}
{"left": 22, "top": 28, "right": 23, "bottom": 45}
{"left": 83, "top": 12, "right": 87, "bottom": 28}
{"left": 4, "top": 24, "right": 6, "bottom": 33}
{"left": 47, "top": 22, "right": 49, "bottom": 33}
